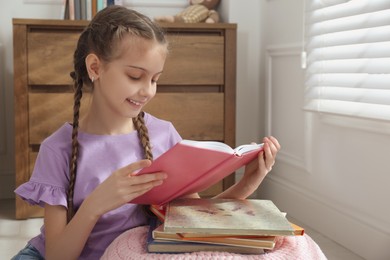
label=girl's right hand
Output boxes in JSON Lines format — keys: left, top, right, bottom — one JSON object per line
{"left": 82, "top": 159, "right": 166, "bottom": 218}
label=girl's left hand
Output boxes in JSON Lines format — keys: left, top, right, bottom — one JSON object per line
{"left": 242, "top": 136, "right": 281, "bottom": 193}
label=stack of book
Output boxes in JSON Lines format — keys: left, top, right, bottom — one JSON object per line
{"left": 147, "top": 198, "right": 304, "bottom": 254}
{"left": 63, "top": 0, "right": 123, "bottom": 20}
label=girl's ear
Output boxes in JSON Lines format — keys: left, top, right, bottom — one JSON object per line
{"left": 85, "top": 53, "right": 100, "bottom": 81}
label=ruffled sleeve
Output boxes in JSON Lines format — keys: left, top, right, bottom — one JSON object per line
{"left": 14, "top": 127, "right": 71, "bottom": 208}
{"left": 14, "top": 181, "right": 67, "bottom": 208}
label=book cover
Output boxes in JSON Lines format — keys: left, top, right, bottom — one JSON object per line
{"left": 146, "top": 218, "right": 265, "bottom": 254}
{"left": 150, "top": 204, "right": 166, "bottom": 222}
{"left": 179, "top": 221, "right": 304, "bottom": 238}
{"left": 149, "top": 203, "right": 304, "bottom": 237}
{"left": 152, "top": 224, "right": 276, "bottom": 249}
{"left": 130, "top": 140, "right": 263, "bottom": 205}
{"left": 290, "top": 222, "right": 305, "bottom": 236}
{"left": 164, "top": 198, "right": 295, "bottom": 236}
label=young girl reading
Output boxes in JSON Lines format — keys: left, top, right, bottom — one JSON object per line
{"left": 12, "top": 5, "right": 280, "bottom": 260}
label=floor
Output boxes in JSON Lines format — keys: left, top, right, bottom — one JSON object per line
{"left": 0, "top": 199, "right": 365, "bottom": 260}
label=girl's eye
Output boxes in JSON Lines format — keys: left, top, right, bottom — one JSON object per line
{"left": 129, "top": 76, "right": 140, "bottom": 81}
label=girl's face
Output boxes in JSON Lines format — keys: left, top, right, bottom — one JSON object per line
{"left": 94, "top": 35, "right": 167, "bottom": 120}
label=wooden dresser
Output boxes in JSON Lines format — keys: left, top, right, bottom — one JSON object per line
{"left": 13, "top": 19, "right": 237, "bottom": 219}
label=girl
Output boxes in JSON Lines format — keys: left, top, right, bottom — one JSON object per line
{"left": 13, "top": 5, "right": 280, "bottom": 260}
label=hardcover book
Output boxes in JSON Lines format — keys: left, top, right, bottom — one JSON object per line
{"left": 163, "top": 198, "right": 295, "bottom": 236}
{"left": 146, "top": 218, "right": 265, "bottom": 254}
{"left": 130, "top": 140, "right": 263, "bottom": 205}
{"left": 152, "top": 224, "right": 276, "bottom": 249}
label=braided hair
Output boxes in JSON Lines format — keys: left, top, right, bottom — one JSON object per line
{"left": 67, "top": 5, "right": 167, "bottom": 222}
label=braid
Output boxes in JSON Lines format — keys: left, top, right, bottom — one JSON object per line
{"left": 133, "top": 112, "right": 155, "bottom": 218}
{"left": 132, "top": 112, "right": 153, "bottom": 161}
{"left": 67, "top": 73, "right": 83, "bottom": 222}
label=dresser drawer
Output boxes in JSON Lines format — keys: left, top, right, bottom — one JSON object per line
{"left": 28, "top": 92, "right": 224, "bottom": 144}
{"left": 28, "top": 30, "right": 79, "bottom": 85}
{"left": 144, "top": 93, "right": 224, "bottom": 140}
{"left": 159, "top": 35, "right": 224, "bottom": 85}
{"left": 28, "top": 32, "right": 224, "bottom": 86}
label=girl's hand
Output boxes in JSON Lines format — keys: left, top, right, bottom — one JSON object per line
{"left": 241, "top": 136, "right": 281, "bottom": 194}
{"left": 213, "top": 136, "right": 280, "bottom": 200}
{"left": 82, "top": 159, "right": 167, "bottom": 218}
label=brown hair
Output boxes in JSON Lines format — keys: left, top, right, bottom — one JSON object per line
{"left": 68, "top": 5, "right": 166, "bottom": 222}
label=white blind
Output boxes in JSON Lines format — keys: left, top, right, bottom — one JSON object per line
{"left": 304, "top": 0, "right": 390, "bottom": 121}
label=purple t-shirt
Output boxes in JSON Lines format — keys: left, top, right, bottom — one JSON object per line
{"left": 15, "top": 113, "right": 182, "bottom": 259}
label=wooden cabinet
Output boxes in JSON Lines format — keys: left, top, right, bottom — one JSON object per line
{"left": 13, "top": 19, "right": 237, "bottom": 219}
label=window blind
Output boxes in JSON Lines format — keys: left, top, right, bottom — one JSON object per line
{"left": 304, "top": 0, "right": 390, "bottom": 121}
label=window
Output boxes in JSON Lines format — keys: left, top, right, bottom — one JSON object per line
{"left": 304, "top": 0, "right": 390, "bottom": 121}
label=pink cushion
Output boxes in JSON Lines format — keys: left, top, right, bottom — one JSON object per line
{"left": 101, "top": 226, "right": 327, "bottom": 259}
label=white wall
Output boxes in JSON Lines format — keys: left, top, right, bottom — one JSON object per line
{"left": 256, "top": 1, "right": 390, "bottom": 259}
{"left": 219, "top": 0, "right": 264, "bottom": 144}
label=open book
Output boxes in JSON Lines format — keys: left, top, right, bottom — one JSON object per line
{"left": 130, "top": 140, "right": 263, "bottom": 205}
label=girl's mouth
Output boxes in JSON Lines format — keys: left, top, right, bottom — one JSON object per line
{"left": 126, "top": 98, "right": 142, "bottom": 106}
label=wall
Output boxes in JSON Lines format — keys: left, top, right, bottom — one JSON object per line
{"left": 257, "top": 1, "right": 390, "bottom": 259}
{"left": 218, "top": 0, "right": 264, "bottom": 144}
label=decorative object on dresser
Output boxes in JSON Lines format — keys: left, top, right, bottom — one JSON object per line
{"left": 12, "top": 19, "right": 237, "bottom": 219}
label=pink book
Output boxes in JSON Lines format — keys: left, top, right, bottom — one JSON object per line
{"left": 130, "top": 140, "right": 263, "bottom": 206}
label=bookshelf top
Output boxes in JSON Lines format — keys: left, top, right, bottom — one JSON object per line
{"left": 12, "top": 18, "right": 237, "bottom": 30}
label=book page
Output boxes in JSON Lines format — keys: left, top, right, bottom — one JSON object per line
{"left": 180, "top": 140, "right": 235, "bottom": 154}
{"left": 234, "top": 143, "right": 263, "bottom": 156}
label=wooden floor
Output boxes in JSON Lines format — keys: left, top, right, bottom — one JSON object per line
{"left": 0, "top": 199, "right": 364, "bottom": 259}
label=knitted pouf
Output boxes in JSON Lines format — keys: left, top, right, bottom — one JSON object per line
{"left": 100, "top": 226, "right": 327, "bottom": 260}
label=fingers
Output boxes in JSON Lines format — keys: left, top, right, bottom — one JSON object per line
{"left": 263, "top": 136, "right": 280, "bottom": 157}
{"left": 125, "top": 177, "right": 164, "bottom": 196}
{"left": 118, "top": 159, "right": 152, "bottom": 177}
{"left": 129, "top": 172, "right": 167, "bottom": 186}
{"left": 114, "top": 159, "right": 167, "bottom": 196}
{"left": 262, "top": 136, "right": 280, "bottom": 172}
{"left": 268, "top": 136, "right": 281, "bottom": 150}
{"left": 114, "top": 171, "right": 167, "bottom": 203}
{"left": 257, "top": 150, "right": 267, "bottom": 171}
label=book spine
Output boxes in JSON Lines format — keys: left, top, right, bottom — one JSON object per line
{"left": 80, "top": 0, "right": 86, "bottom": 20}
{"left": 97, "top": 0, "right": 104, "bottom": 11}
{"left": 74, "top": 0, "right": 81, "bottom": 20}
{"left": 62, "top": 0, "right": 69, "bottom": 19}
{"left": 69, "top": 0, "right": 75, "bottom": 20}
{"left": 86, "top": 0, "right": 92, "bottom": 20}
{"left": 91, "top": 0, "right": 97, "bottom": 17}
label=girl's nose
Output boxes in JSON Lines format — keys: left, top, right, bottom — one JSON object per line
{"left": 139, "top": 80, "right": 156, "bottom": 97}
